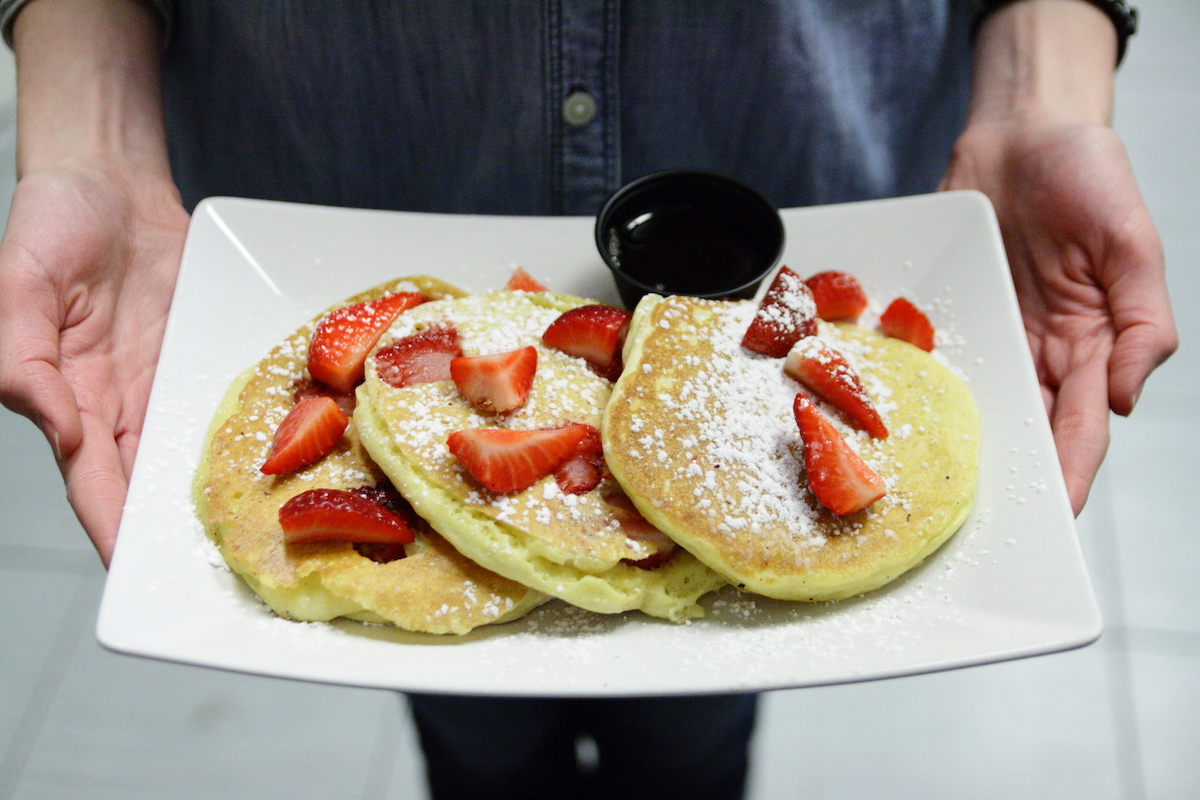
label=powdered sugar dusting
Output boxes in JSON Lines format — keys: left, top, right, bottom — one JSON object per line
{"left": 620, "top": 299, "right": 921, "bottom": 562}
{"left": 371, "top": 292, "right": 666, "bottom": 563}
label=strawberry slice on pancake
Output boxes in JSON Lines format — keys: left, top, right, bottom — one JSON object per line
{"left": 447, "top": 424, "right": 592, "bottom": 494}
{"left": 793, "top": 392, "right": 886, "bottom": 516}
{"left": 450, "top": 346, "right": 538, "bottom": 414}
{"left": 308, "top": 292, "right": 426, "bottom": 393}
{"left": 542, "top": 304, "right": 632, "bottom": 380}
{"left": 279, "top": 487, "right": 416, "bottom": 545}
{"left": 260, "top": 395, "right": 349, "bottom": 475}
{"left": 784, "top": 339, "right": 888, "bottom": 438}
{"left": 375, "top": 325, "right": 463, "bottom": 388}
{"left": 741, "top": 266, "right": 819, "bottom": 357}
{"left": 804, "top": 270, "right": 868, "bottom": 322}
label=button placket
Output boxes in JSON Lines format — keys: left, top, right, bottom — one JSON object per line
{"left": 550, "top": 0, "right": 621, "bottom": 215}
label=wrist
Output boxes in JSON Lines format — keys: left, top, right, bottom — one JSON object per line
{"left": 12, "top": 0, "right": 170, "bottom": 180}
{"left": 973, "top": 0, "right": 1137, "bottom": 66}
{"left": 968, "top": 0, "right": 1118, "bottom": 128}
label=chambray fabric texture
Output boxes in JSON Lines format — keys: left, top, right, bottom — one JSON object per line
{"left": 156, "top": 0, "right": 975, "bottom": 215}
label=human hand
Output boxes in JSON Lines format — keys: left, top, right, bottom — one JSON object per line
{"left": 0, "top": 167, "right": 188, "bottom": 565}
{"left": 941, "top": 120, "right": 1177, "bottom": 513}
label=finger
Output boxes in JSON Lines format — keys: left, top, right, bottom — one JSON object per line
{"left": 1048, "top": 353, "right": 1112, "bottom": 516}
{"left": 1100, "top": 209, "right": 1177, "bottom": 415}
{"left": 0, "top": 298, "right": 85, "bottom": 462}
{"left": 1108, "top": 317, "right": 1179, "bottom": 416}
{"left": 60, "top": 407, "right": 129, "bottom": 568}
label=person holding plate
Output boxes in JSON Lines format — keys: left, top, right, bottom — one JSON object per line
{"left": 0, "top": 1, "right": 1177, "bottom": 799}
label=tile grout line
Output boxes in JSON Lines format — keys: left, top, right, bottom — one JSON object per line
{"left": 0, "top": 570, "right": 104, "bottom": 798}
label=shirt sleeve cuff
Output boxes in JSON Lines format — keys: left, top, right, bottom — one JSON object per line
{"left": 1, "top": 0, "right": 174, "bottom": 50}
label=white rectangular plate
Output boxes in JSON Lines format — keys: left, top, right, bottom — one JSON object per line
{"left": 98, "top": 192, "right": 1100, "bottom": 696}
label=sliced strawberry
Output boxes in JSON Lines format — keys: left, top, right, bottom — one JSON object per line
{"left": 351, "top": 481, "right": 421, "bottom": 527}
{"left": 375, "top": 325, "right": 463, "bottom": 388}
{"left": 600, "top": 490, "right": 679, "bottom": 569}
{"left": 542, "top": 304, "right": 633, "bottom": 380}
{"left": 293, "top": 378, "right": 357, "bottom": 417}
{"left": 353, "top": 542, "right": 408, "bottom": 563}
{"left": 793, "top": 393, "right": 886, "bottom": 515}
{"left": 784, "top": 339, "right": 888, "bottom": 438}
{"left": 348, "top": 483, "right": 416, "bottom": 562}
{"left": 879, "top": 297, "right": 935, "bottom": 352}
{"left": 741, "top": 266, "right": 819, "bottom": 357}
{"left": 308, "top": 292, "right": 425, "bottom": 393}
{"left": 447, "top": 424, "right": 590, "bottom": 494}
{"left": 505, "top": 267, "right": 548, "bottom": 292}
{"left": 279, "top": 487, "right": 416, "bottom": 545}
{"left": 553, "top": 424, "right": 605, "bottom": 494}
{"left": 624, "top": 538, "right": 678, "bottom": 569}
{"left": 260, "top": 395, "right": 349, "bottom": 475}
{"left": 623, "top": 540, "right": 678, "bottom": 569}
{"left": 805, "top": 270, "right": 868, "bottom": 321}
{"left": 450, "top": 346, "right": 538, "bottom": 413}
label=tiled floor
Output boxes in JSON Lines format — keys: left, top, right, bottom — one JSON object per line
{"left": 2, "top": 4, "right": 1198, "bottom": 798}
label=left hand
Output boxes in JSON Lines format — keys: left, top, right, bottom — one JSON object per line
{"left": 940, "top": 119, "right": 1177, "bottom": 513}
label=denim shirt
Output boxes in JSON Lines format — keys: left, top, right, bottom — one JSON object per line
{"left": 153, "top": 1, "right": 974, "bottom": 216}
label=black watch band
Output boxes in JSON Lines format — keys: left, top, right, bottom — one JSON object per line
{"left": 972, "top": 0, "right": 1139, "bottom": 67}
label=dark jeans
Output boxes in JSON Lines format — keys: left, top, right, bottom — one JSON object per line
{"left": 408, "top": 693, "right": 758, "bottom": 800}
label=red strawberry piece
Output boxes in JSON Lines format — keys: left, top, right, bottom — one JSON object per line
{"left": 260, "top": 395, "right": 349, "bottom": 475}
{"left": 446, "top": 424, "right": 591, "bottom": 494}
{"left": 450, "top": 346, "right": 538, "bottom": 413}
{"left": 350, "top": 483, "right": 418, "bottom": 561}
{"left": 553, "top": 424, "right": 605, "bottom": 494}
{"left": 793, "top": 392, "right": 887, "bottom": 515}
{"left": 353, "top": 542, "right": 408, "bottom": 564}
{"left": 623, "top": 539, "right": 678, "bottom": 569}
{"left": 741, "top": 266, "right": 819, "bottom": 357}
{"left": 351, "top": 481, "right": 421, "bottom": 527}
{"left": 293, "top": 378, "right": 357, "bottom": 417}
{"left": 542, "top": 304, "right": 633, "bottom": 380}
{"left": 805, "top": 270, "right": 868, "bottom": 321}
{"left": 784, "top": 339, "right": 888, "bottom": 438}
{"left": 308, "top": 292, "right": 425, "bottom": 393}
{"left": 375, "top": 325, "right": 463, "bottom": 388}
{"left": 505, "top": 267, "right": 548, "bottom": 292}
{"left": 600, "top": 490, "right": 678, "bottom": 569}
{"left": 879, "top": 297, "right": 935, "bottom": 352}
{"left": 279, "top": 487, "right": 416, "bottom": 545}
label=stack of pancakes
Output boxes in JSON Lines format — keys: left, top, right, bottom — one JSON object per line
{"left": 195, "top": 277, "right": 979, "bottom": 635}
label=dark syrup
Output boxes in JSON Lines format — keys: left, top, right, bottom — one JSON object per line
{"left": 609, "top": 199, "right": 777, "bottom": 297}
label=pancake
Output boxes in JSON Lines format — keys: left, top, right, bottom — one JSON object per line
{"left": 603, "top": 293, "right": 980, "bottom": 602}
{"left": 355, "top": 290, "right": 728, "bottom": 622}
{"left": 194, "top": 276, "right": 545, "bottom": 635}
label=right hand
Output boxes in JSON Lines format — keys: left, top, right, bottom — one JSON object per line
{"left": 0, "top": 165, "right": 188, "bottom": 565}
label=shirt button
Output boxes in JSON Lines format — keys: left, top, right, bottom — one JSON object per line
{"left": 562, "top": 91, "right": 598, "bottom": 127}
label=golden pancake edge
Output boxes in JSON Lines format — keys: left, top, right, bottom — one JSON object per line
{"left": 602, "top": 294, "right": 980, "bottom": 602}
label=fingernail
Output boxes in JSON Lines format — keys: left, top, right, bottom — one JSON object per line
{"left": 42, "top": 424, "right": 62, "bottom": 461}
